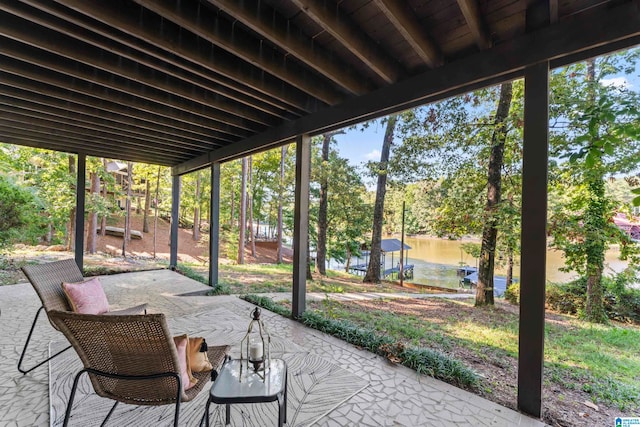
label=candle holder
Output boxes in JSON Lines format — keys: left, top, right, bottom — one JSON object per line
{"left": 239, "top": 307, "right": 271, "bottom": 380}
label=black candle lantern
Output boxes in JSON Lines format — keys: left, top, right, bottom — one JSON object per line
{"left": 240, "top": 307, "right": 271, "bottom": 379}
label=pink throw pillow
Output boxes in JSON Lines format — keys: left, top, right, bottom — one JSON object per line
{"left": 173, "top": 335, "right": 196, "bottom": 391}
{"left": 61, "top": 277, "right": 110, "bottom": 314}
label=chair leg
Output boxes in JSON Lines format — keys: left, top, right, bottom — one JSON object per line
{"left": 174, "top": 375, "right": 182, "bottom": 427}
{"left": 18, "top": 306, "right": 72, "bottom": 374}
{"left": 100, "top": 401, "right": 119, "bottom": 427}
{"left": 63, "top": 369, "right": 87, "bottom": 427}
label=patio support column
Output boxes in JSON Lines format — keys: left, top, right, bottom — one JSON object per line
{"left": 209, "top": 162, "right": 221, "bottom": 287}
{"left": 169, "top": 174, "right": 181, "bottom": 270}
{"left": 517, "top": 61, "right": 549, "bottom": 418}
{"left": 292, "top": 134, "right": 311, "bottom": 318}
{"left": 74, "top": 152, "right": 86, "bottom": 271}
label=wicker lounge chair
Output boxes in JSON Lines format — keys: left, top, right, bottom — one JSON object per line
{"left": 18, "top": 258, "right": 147, "bottom": 374}
{"left": 48, "top": 310, "right": 230, "bottom": 427}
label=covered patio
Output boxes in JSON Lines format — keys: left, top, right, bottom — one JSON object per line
{"left": 1, "top": 0, "right": 640, "bottom": 422}
{"left": 0, "top": 269, "right": 545, "bottom": 426}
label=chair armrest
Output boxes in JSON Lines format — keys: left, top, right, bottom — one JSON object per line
{"left": 107, "top": 303, "right": 148, "bottom": 315}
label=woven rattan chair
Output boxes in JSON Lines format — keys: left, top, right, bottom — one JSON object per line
{"left": 18, "top": 258, "right": 147, "bottom": 374}
{"left": 48, "top": 310, "right": 230, "bottom": 427}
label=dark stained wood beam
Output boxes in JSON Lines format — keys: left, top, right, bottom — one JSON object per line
{"left": 371, "top": 0, "right": 444, "bottom": 67}
{"left": 0, "top": 90, "right": 221, "bottom": 149}
{"left": 0, "top": 104, "right": 211, "bottom": 154}
{"left": 133, "top": 0, "right": 353, "bottom": 101}
{"left": 205, "top": 0, "right": 372, "bottom": 95}
{"left": 23, "top": 0, "right": 300, "bottom": 118}
{"left": 0, "top": 67, "right": 230, "bottom": 143}
{"left": 518, "top": 61, "right": 549, "bottom": 418}
{"left": 292, "top": 134, "right": 311, "bottom": 318}
{"left": 0, "top": 118, "right": 192, "bottom": 161}
{"left": 75, "top": 153, "right": 85, "bottom": 269}
{"left": 53, "top": 0, "right": 322, "bottom": 112}
{"left": 288, "top": 0, "right": 403, "bottom": 84}
{"left": 173, "top": 1, "right": 640, "bottom": 174}
{"left": 0, "top": 130, "right": 177, "bottom": 166}
{"left": 0, "top": 43, "right": 250, "bottom": 138}
{"left": 0, "top": 11, "right": 273, "bottom": 130}
{"left": 456, "top": 0, "right": 492, "bottom": 50}
{"left": 550, "top": 0, "right": 559, "bottom": 24}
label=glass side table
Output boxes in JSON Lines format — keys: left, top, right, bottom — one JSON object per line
{"left": 202, "top": 358, "right": 287, "bottom": 426}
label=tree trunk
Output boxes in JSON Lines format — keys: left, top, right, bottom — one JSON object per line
{"left": 67, "top": 155, "right": 76, "bottom": 251}
{"left": 277, "top": 145, "right": 286, "bottom": 263}
{"left": 316, "top": 133, "right": 331, "bottom": 275}
{"left": 237, "top": 157, "right": 248, "bottom": 264}
{"left": 86, "top": 172, "right": 100, "bottom": 254}
{"left": 193, "top": 171, "right": 201, "bottom": 241}
{"left": 143, "top": 176, "right": 150, "bottom": 233}
{"left": 153, "top": 165, "right": 161, "bottom": 258}
{"left": 100, "top": 159, "right": 107, "bottom": 236}
{"left": 364, "top": 114, "right": 398, "bottom": 283}
{"left": 476, "top": 82, "right": 513, "bottom": 306}
{"left": 122, "top": 162, "right": 133, "bottom": 257}
{"left": 583, "top": 58, "right": 608, "bottom": 323}
{"left": 230, "top": 173, "right": 235, "bottom": 227}
{"left": 249, "top": 156, "right": 256, "bottom": 257}
{"left": 506, "top": 246, "right": 514, "bottom": 287}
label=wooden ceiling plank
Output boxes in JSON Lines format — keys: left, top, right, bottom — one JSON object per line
{"left": 54, "top": 0, "right": 322, "bottom": 113}
{"left": 288, "top": 0, "right": 403, "bottom": 84}
{"left": 0, "top": 72, "right": 230, "bottom": 145}
{"left": 0, "top": 42, "right": 251, "bottom": 139}
{"left": 456, "top": 0, "right": 493, "bottom": 49}
{"left": 0, "top": 10, "right": 273, "bottom": 130}
{"left": 550, "top": 0, "right": 559, "bottom": 23}
{"left": 371, "top": 0, "right": 444, "bottom": 67}
{"left": 0, "top": 131, "right": 175, "bottom": 166}
{"left": 133, "top": 0, "right": 352, "bottom": 101}
{"left": 22, "top": 0, "right": 297, "bottom": 120}
{"left": 0, "top": 114, "right": 199, "bottom": 159}
{"left": 205, "top": 0, "right": 372, "bottom": 96}
{"left": 0, "top": 125, "right": 186, "bottom": 164}
{"left": 0, "top": 90, "right": 221, "bottom": 149}
{"left": 174, "top": 1, "right": 640, "bottom": 174}
{"left": 0, "top": 103, "right": 217, "bottom": 153}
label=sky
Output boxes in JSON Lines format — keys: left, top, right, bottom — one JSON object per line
{"left": 330, "top": 57, "right": 639, "bottom": 178}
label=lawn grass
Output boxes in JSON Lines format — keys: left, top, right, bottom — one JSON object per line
{"left": 309, "top": 297, "right": 640, "bottom": 411}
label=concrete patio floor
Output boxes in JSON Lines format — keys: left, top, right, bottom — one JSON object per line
{"left": 0, "top": 269, "right": 547, "bottom": 426}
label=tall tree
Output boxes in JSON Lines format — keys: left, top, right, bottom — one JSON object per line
{"left": 193, "top": 170, "right": 201, "bottom": 241}
{"left": 237, "top": 157, "right": 248, "bottom": 264}
{"left": 315, "top": 133, "right": 331, "bottom": 275}
{"left": 153, "top": 165, "right": 161, "bottom": 258}
{"left": 277, "top": 145, "right": 286, "bottom": 263}
{"left": 143, "top": 175, "right": 151, "bottom": 233}
{"left": 549, "top": 50, "right": 640, "bottom": 322}
{"left": 476, "top": 82, "right": 514, "bottom": 306}
{"left": 86, "top": 172, "right": 100, "bottom": 254}
{"left": 67, "top": 155, "right": 76, "bottom": 250}
{"left": 364, "top": 114, "right": 398, "bottom": 283}
{"left": 122, "top": 161, "right": 133, "bottom": 257}
{"left": 248, "top": 156, "right": 256, "bottom": 257}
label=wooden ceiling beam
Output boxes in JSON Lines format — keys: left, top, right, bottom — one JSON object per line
{"left": 174, "top": 1, "right": 640, "bottom": 174}
{"left": 0, "top": 9, "right": 274, "bottom": 130}
{"left": 288, "top": 0, "right": 403, "bottom": 84}
{"left": 0, "top": 41, "right": 251, "bottom": 139}
{"left": 371, "top": 0, "right": 444, "bottom": 67}
{"left": 456, "top": 0, "right": 492, "bottom": 50}
{"left": 133, "top": 0, "right": 353, "bottom": 101}
{"left": 0, "top": 89, "right": 222, "bottom": 149}
{"left": 22, "top": 0, "right": 302, "bottom": 118}
{"left": 54, "top": 0, "right": 322, "bottom": 113}
{"left": 0, "top": 102, "right": 217, "bottom": 153}
{"left": 205, "top": 0, "right": 374, "bottom": 96}
{"left": 550, "top": 0, "right": 559, "bottom": 24}
{"left": 0, "top": 114, "right": 199, "bottom": 159}
{"left": 0, "top": 72, "right": 229, "bottom": 144}
{"left": 0, "top": 125, "right": 187, "bottom": 164}
{"left": 0, "top": 131, "right": 175, "bottom": 166}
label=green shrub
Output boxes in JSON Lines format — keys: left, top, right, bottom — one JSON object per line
{"left": 546, "top": 279, "right": 586, "bottom": 315}
{"left": 504, "top": 283, "right": 520, "bottom": 305}
{"left": 0, "top": 175, "right": 46, "bottom": 249}
{"left": 242, "top": 295, "right": 479, "bottom": 389}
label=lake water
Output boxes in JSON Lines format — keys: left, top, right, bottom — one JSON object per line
{"left": 329, "top": 236, "right": 629, "bottom": 289}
